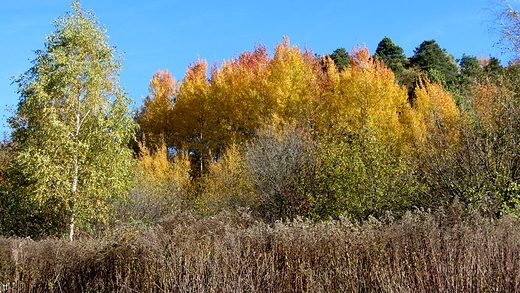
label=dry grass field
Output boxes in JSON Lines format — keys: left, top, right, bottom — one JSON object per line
{"left": 1, "top": 210, "right": 519, "bottom": 292}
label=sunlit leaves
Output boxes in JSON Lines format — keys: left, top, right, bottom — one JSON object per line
{"left": 120, "top": 141, "right": 191, "bottom": 223}
{"left": 135, "top": 37, "right": 473, "bottom": 221}
{"left": 137, "top": 69, "right": 177, "bottom": 149}
{"left": 318, "top": 46, "right": 409, "bottom": 145}
{"left": 5, "top": 3, "right": 137, "bottom": 238}
{"left": 267, "top": 37, "right": 320, "bottom": 126}
{"left": 201, "top": 143, "right": 258, "bottom": 215}
{"left": 412, "top": 77, "right": 461, "bottom": 145}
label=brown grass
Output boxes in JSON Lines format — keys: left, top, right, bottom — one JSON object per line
{"left": 1, "top": 210, "right": 520, "bottom": 292}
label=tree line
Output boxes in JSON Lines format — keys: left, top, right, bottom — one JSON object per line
{"left": 1, "top": 1, "right": 520, "bottom": 239}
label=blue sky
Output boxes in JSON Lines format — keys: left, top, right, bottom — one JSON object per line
{"left": 0, "top": 0, "right": 515, "bottom": 135}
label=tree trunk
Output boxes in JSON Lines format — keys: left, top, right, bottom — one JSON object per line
{"left": 70, "top": 158, "right": 78, "bottom": 242}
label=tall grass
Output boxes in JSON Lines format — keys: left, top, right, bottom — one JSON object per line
{"left": 1, "top": 210, "right": 520, "bottom": 292}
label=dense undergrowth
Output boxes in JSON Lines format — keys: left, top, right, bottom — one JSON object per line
{"left": 1, "top": 209, "right": 520, "bottom": 293}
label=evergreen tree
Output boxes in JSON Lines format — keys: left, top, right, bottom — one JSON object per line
{"left": 484, "top": 57, "right": 503, "bottom": 76}
{"left": 459, "top": 54, "right": 482, "bottom": 78}
{"left": 4, "top": 1, "right": 137, "bottom": 240}
{"left": 329, "top": 48, "right": 350, "bottom": 71}
{"left": 410, "top": 40, "right": 459, "bottom": 89}
{"left": 457, "top": 54, "right": 483, "bottom": 97}
{"left": 374, "top": 37, "right": 407, "bottom": 78}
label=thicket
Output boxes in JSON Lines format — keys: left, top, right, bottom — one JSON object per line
{"left": 4, "top": 34, "right": 520, "bottom": 236}
{"left": 130, "top": 38, "right": 520, "bottom": 225}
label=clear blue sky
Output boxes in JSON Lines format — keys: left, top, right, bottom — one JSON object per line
{"left": 0, "top": 0, "right": 515, "bottom": 136}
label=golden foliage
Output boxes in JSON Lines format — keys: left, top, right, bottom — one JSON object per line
{"left": 412, "top": 77, "right": 461, "bottom": 145}
{"left": 267, "top": 37, "right": 321, "bottom": 126}
{"left": 135, "top": 141, "right": 190, "bottom": 186}
{"left": 318, "top": 46, "right": 409, "bottom": 143}
{"left": 142, "top": 39, "right": 462, "bottom": 179}
{"left": 210, "top": 45, "right": 270, "bottom": 145}
{"left": 123, "top": 141, "right": 192, "bottom": 222}
{"left": 137, "top": 69, "right": 178, "bottom": 148}
{"left": 201, "top": 144, "right": 258, "bottom": 214}
{"left": 470, "top": 79, "right": 504, "bottom": 132}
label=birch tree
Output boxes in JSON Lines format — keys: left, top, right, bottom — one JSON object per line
{"left": 7, "top": 1, "right": 136, "bottom": 240}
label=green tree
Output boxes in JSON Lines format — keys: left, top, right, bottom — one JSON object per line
{"left": 317, "top": 132, "right": 419, "bottom": 220}
{"left": 329, "top": 48, "right": 350, "bottom": 71}
{"left": 459, "top": 54, "right": 482, "bottom": 78}
{"left": 484, "top": 57, "right": 503, "bottom": 76}
{"left": 456, "top": 54, "right": 483, "bottom": 98}
{"left": 410, "top": 40, "right": 459, "bottom": 89}
{"left": 374, "top": 37, "right": 407, "bottom": 80}
{"left": 5, "top": 1, "right": 137, "bottom": 240}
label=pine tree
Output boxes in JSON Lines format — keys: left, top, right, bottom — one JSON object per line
{"left": 410, "top": 40, "right": 459, "bottom": 89}
{"left": 6, "top": 1, "right": 137, "bottom": 240}
{"left": 374, "top": 37, "right": 407, "bottom": 79}
{"left": 329, "top": 48, "right": 351, "bottom": 71}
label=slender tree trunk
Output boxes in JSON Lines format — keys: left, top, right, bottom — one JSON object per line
{"left": 70, "top": 156, "right": 78, "bottom": 242}
{"left": 69, "top": 112, "right": 82, "bottom": 242}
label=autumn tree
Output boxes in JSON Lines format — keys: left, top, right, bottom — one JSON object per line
{"left": 412, "top": 77, "right": 461, "bottom": 144}
{"left": 317, "top": 46, "right": 410, "bottom": 143}
{"left": 170, "top": 48, "right": 270, "bottom": 176}
{"left": 208, "top": 45, "right": 271, "bottom": 148}
{"left": 316, "top": 47, "right": 419, "bottom": 219}
{"left": 266, "top": 37, "right": 321, "bottom": 128}
{"left": 201, "top": 143, "right": 258, "bottom": 215}
{"left": 4, "top": 1, "right": 136, "bottom": 239}
{"left": 169, "top": 60, "right": 212, "bottom": 175}
{"left": 170, "top": 40, "right": 321, "bottom": 176}
{"left": 116, "top": 141, "right": 191, "bottom": 224}
{"left": 137, "top": 69, "right": 177, "bottom": 150}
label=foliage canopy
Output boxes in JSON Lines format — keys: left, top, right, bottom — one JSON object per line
{"left": 3, "top": 1, "right": 137, "bottom": 239}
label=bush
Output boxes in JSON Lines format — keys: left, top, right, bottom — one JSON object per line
{"left": 112, "top": 142, "right": 192, "bottom": 225}
{"left": 317, "top": 131, "right": 420, "bottom": 220}
{"left": 242, "top": 125, "right": 319, "bottom": 221}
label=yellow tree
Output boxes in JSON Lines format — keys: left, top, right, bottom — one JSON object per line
{"left": 470, "top": 78, "right": 502, "bottom": 132}
{"left": 137, "top": 69, "right": 177, "bottom": 149}
{"left": 316, "top": 47, "right": 419, "bottom": 220}
{"left": 412, "top": 76, "right": 461, "bottom": 146}
{"left": 267, "top": 37, "right": 320, "bottom": 127}
{"left": 200, "top": 143, "right": 258, "bottom": 215}
{"left": 172, "top": 49, "right": 271, "bottom": 174}
{"left": 171, "top": 60, "right": 213, "bottom": 173}
{"left": 318, "top": 46, "right": 409, "bottom": 143}
{"left": 117, "top": 140, "right": 191, "bottom": 223}
{"left": 209, "top": 45, "right": 271, "bottom": 148}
